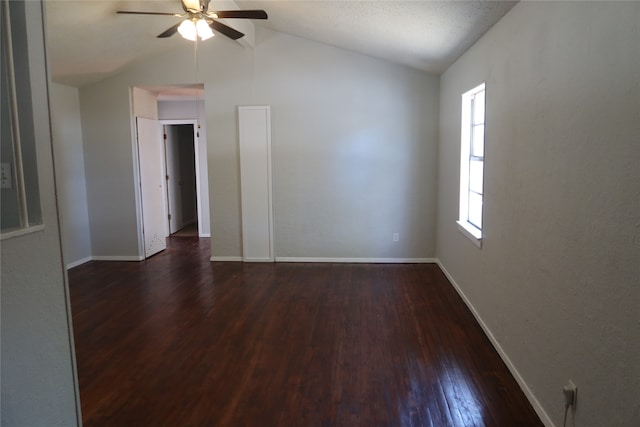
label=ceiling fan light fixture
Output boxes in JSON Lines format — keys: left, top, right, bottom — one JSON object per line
{"left": 118, "top": 2, "right": 265, "bottom": 41}
{"left": 178, "top": 19, "right": 197, "bottom": 41}
{"left": 196, "top": 19, "right": 214, "bottom": 40}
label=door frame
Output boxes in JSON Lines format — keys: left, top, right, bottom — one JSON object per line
{"left": 160, "top": 119, "right": 204, "bottom": 237}
{"left": 238, "top": 105, "right": 274, "bottom": 262}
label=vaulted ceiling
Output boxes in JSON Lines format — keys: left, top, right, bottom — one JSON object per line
{"left": 45, "top": 0, "right": 517, "bottom": 87}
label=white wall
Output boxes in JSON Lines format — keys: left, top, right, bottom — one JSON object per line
{"left": 436, "top": 2, "right": 640, "bottom": 427}
{"left": 79, "top": 28, "right": 439, "bottom": 260}
{"left": 132, "top": 86, "right": 158, "bottom": 119}
{"left": 80, "top": 34, "right": 253, "bottom": 257}
{"left": 158, "top": 100, "right": 211, "bottom": 237}
{"left": 80, "top": 81, "right": 140, "bottom": 257}
{"left": 254, "top": 29, "right": 440, "bottom": 259}
{"left": 1, "top": 1, "right": 80, "bottom": 425}
{"left": 49, "top": 83, "right": 92, "bottom": 268}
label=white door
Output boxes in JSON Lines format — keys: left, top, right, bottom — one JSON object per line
{"left": 238, "top": 106, "right": 274, "bottom": 262}
{"left": 136, "top": 117, "right": 166, "bottom": 258}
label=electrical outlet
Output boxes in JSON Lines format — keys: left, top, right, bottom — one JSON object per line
{"left": 563, "top": 381, "right": 577, "bottom": 407}
{"left": 393, "top": 233, "right": 399, "bottom": 242}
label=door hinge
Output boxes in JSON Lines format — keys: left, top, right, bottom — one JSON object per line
{"left": 166, "top": 175, "right": 169, "bottom": 180}
{"left": 168, "top": 214, "right": 172, "bottom": 220}
{"left": 164, "top": 133, "right": 167, "bottom": 140}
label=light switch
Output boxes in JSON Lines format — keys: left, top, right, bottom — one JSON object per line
{"left": 1, "top": 162, "right": 12, "bottom": 189}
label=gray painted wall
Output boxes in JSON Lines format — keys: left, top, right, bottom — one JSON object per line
{"left": 254, "top": 29, "right": 440, "bottom": 259}
{"left": 80, "top": 28, "right": 439, "bottom": 259}
{"left": 50, "top": 83, "right": 92, "bottom": 268}
{"left": 1, "top": 1, "right": 80, "bottom": 425}
{"left": 80, "top": 35, "right": 253, "bottom": 258}
{"left": 80, "top": 79, "right": 140, "bottom": 257}
{"left": 436, "top": 2, "right": 640, "bottom": 426}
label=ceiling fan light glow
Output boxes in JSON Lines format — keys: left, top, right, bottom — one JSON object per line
{"left": 178, "top": 19, "right": 197, "bottom": 41}
{"left": 196, "top": 19, "right": 214, "bottom": 40}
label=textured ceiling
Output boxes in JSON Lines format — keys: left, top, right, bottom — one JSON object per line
{"left": 238, "top": 0, "right": 516, "bottom": 73}
{"left": 45, "top": 0, "right": 517, "bottom": 87}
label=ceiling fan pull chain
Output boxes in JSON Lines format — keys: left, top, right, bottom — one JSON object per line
{"left": 193, "top": 36, "right": 200, "bottom": 127}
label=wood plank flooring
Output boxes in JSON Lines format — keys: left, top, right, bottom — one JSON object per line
{"left": 68, "top": 237, "right": 543, "bottom": 426}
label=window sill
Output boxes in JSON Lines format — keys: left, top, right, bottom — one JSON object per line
{"left": 457, "top": 221, "right": 482, "bottom": 248}
{"left": 1, "top": 224, "right": 45, "bottom": 241}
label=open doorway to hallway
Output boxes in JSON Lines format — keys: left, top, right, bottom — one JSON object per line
{"left": 133, "top": 84, "right": 211, "bottom": 259}
{"left": 163, "top": 123, "right": 198, "bottom": 237}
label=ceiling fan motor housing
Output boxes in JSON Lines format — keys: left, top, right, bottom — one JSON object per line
{"left": 182, "top": 0, "right": 210, "bottom": 13}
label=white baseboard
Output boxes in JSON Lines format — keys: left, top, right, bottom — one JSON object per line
{"left": 275, "top": 257, "right": 437, "bottom": 264}
{"left": 210, "top": 256, "right": 243, "bottom": 262}
{"left": 66, "top": 256, "right": 93, "bottom": 270}
{"left": 436, "top": 260, "right": 555, "bottom": 427}
{"left": 199, "top": 233, "right": 211, "bottom": 238}
{"left": 210, "top": 256, "right": 436, "bottom": 264}
{"left": 91, "top": 255, "right": 144, "bottom": 262}
{"left": 67, "top": 255, "right": 145, "bottom": 269}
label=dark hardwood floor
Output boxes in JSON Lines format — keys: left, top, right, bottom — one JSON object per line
{"left": 68, "top": 237, "right": 543, "bottom": 427}
{"left": 172, "top": 222, "right": 198, "bottom": 237}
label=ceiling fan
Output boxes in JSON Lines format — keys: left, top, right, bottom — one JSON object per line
{"left": 117, "top": 0, "right": 268, "bottom": 41}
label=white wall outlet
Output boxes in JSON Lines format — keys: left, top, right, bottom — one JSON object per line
{"left": 1, "top": 163, "right": 12, "bottom": 189}
{"left": 393, "top": 233, "right": 399, "bottom": 242}
{"left": 563, "top": 381, "right": 577, "bottom": 407}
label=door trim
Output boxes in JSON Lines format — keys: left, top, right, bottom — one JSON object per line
{"left": 238, "top": 106, "right": 274, "bottom": 262}
{"left": 160, "top": 119, "right": 207, "bottom": 237}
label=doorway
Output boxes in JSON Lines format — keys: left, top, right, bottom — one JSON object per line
{"left": 135, "top": 116, "right": 209, "bottom": 259}
{"left": 163, "top": 123, "right": 198, "bottom": 236}
{"left": 132, "top": 86, "right": 210, "bottom": 261}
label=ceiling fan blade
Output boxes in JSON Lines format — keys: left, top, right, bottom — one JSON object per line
{"left": 209, "top": 21, "right": 244, "bottom": 40}
{"left": 214, "top": 10, "right": 268, "bottom": 19}
{"left": 157, "top": 22, "right": 182, "bottom": 38}
{"left": 117, "top": 11, "right": 180, "bottom": 16}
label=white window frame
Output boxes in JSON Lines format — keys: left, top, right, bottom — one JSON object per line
{"left": 457, "top": 83, "right": 485, "bottom": 248}
{"left": 1, "top": 0, "right": 44, "bottom": 240}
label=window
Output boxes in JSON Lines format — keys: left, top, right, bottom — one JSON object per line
{"left": 458, "top": 83, "right": 485, "bottom": 247}
{"left": 1, "top": 0, "right": 43, "bottom": 239}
